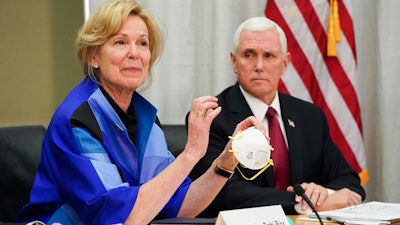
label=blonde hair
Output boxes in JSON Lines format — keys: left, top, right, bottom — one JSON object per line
{"left": 75, "top": 0, "right": 164, "bottom": 82}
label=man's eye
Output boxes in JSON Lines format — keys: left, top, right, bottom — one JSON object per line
{"left": 265, "top": 53, "right": 273, "bottom": 58}
{"left": 245, "top": 53, "right": 254, "bottom": 59}
{"left": 244, "top": 52, "right": 253, "bottom": 58}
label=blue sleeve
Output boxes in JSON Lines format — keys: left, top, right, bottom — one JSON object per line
{"left": 47, "top": 126, "right": 137, "bottom": 224}
{"left": 159, "top": 177, "right": 191, "bottom": 218}
{"left": 66, "top": 127, "right": 191, "bottom": 223}
{"left": 18, "top": 120, "right": 192, "bottom": 225}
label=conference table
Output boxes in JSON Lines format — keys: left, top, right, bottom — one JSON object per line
{"left": 288, "top": 215, "right": 332, "bottom": 225}
{"left": 151, "top": 215, "right": 338, "bottom": 225}
{"left": 290, "top": 215, "right": 368, "bottom": 225}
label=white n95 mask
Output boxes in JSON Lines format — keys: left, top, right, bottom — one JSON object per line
{"left": 230, "top": 126, "right": 272, "bottom": 170}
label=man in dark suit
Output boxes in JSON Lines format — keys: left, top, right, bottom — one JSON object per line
{"left": 188, "top": 17, "right": 365, "bottom": 217}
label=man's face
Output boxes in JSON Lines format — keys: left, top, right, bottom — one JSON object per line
{"left": 231, "top": 29, "right": 290, "bottom": 104}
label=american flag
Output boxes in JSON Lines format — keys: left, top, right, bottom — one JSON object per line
{"left": 265, "top": 0, "right": 368, "bottom": 184}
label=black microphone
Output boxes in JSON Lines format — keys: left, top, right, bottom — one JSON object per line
{"left": 293, "top": 184, "right": 324, "bottom": 225}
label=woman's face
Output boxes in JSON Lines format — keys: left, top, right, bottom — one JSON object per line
{"left": 91, "top": 15, "right": 151, "bottom": 95}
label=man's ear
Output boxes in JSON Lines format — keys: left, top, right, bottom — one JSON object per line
{"left": 230, "top": 51, "right": 238, "bottom": 73}
{"left": 281, "top": 52, "right": 291, "bottom": 74}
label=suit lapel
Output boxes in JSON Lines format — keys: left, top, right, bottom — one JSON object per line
{"left": 226, "top": 83, "right": 254, "bottom": 124}
{"left": 228, "top": 86, "right": 306, "bottom": 186}
{"left": 227, "top": 84, "right": 275, "bottom": 184}
{"left": 279, "top": 93, "right": 304, "bottom": 185}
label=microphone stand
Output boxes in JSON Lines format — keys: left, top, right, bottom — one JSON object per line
{"left": 293, "top": 184, "right": 324, "bottom": 225}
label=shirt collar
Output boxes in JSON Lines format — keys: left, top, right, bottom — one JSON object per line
{"left": 239, "top": 85, "right": 281, "bottom": 120}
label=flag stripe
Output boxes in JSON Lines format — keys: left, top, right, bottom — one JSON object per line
{"left": 336, "top": 0, "right": 357, "bottom": 59}
{"left": 294, "top": 0, "right": 363, "bottom": 134}
{"left": 266, "top": 0, "right": 361, "bottom": 172}
{"left": 281, "top": 63, "right": 312, "bottom": 102}
{"left": 265, "top": 0, "right": 367, "bottom": 178}
{"left": 295, "top": 0, "right": 365, "bottom": 170}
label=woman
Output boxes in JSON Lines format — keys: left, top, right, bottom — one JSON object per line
{"left": 16, "top": 0, "right": 264, "bottom": 225}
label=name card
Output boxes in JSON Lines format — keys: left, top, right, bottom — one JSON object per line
{"left": 215, "top": 205, "right": 290, "bottom": 225}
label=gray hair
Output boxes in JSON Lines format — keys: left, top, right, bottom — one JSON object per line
{"left": 232, "top": 17, "right": 287, "bottom": 55}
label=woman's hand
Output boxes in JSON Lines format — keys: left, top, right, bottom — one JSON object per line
{"left": 184, "top": 96, "right": 221, "bottom": 161}
{"left": 217, "top": 116, "right": 266, "bottom": 171}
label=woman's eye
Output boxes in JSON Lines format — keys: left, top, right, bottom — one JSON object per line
{"left": 140, "top": 41, "right": 148, "bottom": 47}
{"left": 115, "top": 40, "right": 125, "bottom": 45}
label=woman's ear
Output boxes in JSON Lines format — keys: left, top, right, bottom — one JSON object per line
{"left": 89, "top": 51, "right": 100, "bottom": 68}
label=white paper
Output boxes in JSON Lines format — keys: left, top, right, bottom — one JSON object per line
{"left": 299, "top": 216, "right": 389, "bottom": 225}
{"left": 307, "top": 201, "right": 400, "bottom": 224}
{"left": 216, "top": 205, "right": 289, "bottom": 225}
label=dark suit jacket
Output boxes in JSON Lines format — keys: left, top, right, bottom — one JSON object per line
{"left": 188, "top": 82, "right": 366, "bottom": 217}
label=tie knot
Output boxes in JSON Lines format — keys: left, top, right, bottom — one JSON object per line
{"left": 266, "top": 107, "right": 276, "bottom": 120}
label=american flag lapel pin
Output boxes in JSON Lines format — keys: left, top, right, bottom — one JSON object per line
{"left": 288, "top": 119, "right": 295, "bottom": 128}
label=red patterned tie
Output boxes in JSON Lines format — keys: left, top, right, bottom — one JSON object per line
{"left": 266, "top": 107, "right": 289, "bottom": 190}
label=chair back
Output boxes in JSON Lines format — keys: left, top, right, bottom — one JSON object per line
{"left": 0, "top": 125, "right": 45, "bottom": 222}
{"left": 162, "top": 124, "right": 187, "bottom": 157}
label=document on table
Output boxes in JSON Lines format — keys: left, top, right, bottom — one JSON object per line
{"left": 304, "top": 201, "right": 400, "bottom": 225}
